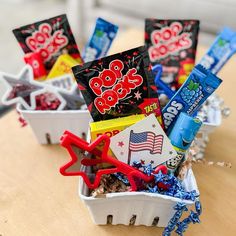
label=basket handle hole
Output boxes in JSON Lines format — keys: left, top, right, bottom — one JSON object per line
{"left": 82, "top": 132, "right": 86, "bottom": 140}
{"left": 152, "top": 216, "right": 159, "bottom": 226}
{"left": 107, "top": 215, "right": 113, "bottom": 224}
{"left": 45, "top": 133, "right": 51, "bottom": 144}
{"left": 129, "top": 215, "right": 137, "bottom": 225}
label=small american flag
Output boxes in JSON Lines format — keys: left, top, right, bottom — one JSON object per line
{"left": 129, "top": 130, "right": 163, "bottom": 154}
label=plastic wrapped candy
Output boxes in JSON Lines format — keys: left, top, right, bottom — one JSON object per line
{"left": 145, "top": 19, "right": 199, "bottom": 89}
{"left": 73, "top": 46, "right": 163, "bottom": 123}
{"left": 13, "top": 14, "right": 82, "bottom": 70}
{"left": 162, "top": 64, "right": 222, "bottom": 134}
{"left": 199, "top": 27, "right": 236, "bottom": 74}
{"left": 82, "top": 17, "right": 118, "bottom": 62}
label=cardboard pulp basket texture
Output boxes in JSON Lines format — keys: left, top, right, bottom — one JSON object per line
{"left": 17, "top": 104, "right": 92, "bottom": 144}
{"left": 78, "top": 167, "right": 198, "bottom": 227}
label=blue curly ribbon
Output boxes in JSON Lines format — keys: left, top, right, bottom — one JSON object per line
{"left": 130, "top": 161, "right": 202, "bottom": 235}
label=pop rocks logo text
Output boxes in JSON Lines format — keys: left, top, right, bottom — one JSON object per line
{"left": 26, "top": 23, "right": 68, "bottom": 62}
{"left": 89, "top": 59, "right": 143, "bottom": 114}
{"left": 149, "top": 22, "right": 192, "bottom": 62}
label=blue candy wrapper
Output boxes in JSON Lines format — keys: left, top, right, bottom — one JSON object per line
{"left": 162, "top": 64, "right": 222, "bottom": 133}
{"left": 199, "top": 27, "right": 236, "bottom": 74}
{"left": 82, "top": 18, "right": 118, "bottom": 62}
{"left": 166, "top": 113, "right": 202, "bottom": 173}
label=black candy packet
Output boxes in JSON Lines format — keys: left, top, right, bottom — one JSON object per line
{"left": 145, "top": 19, "right": 200, "bottom": 89}
{"left": 13, "top": 14, "right": 82, "bottom": 71}
{"left": 72, "top": 46, "right": 163, "bottom": 124}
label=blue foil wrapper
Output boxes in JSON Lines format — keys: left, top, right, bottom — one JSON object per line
{"left": 82, "top": 18, "right": 118, "bottom": 62}
{"left": 199, "top": 27, "right": 236, "bottom": 74}
{"left": 162, "top": 64, "right": 222, "bottom": 134}
{"left": 165, "top": 113, "right": 202, "bottom": 173}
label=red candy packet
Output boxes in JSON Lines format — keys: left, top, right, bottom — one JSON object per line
{"left": 13, "top": 14, "right": 82, "bottom": 71}
{"left": 145, "top": 19, "right": 200, "bottom": 89}
{"left": 72, "top": 46, "right": 163, "bottom": 126}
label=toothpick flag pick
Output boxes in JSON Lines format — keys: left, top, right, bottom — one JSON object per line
{"left": 110, "top": 114, "right": 177, "bottom": 166}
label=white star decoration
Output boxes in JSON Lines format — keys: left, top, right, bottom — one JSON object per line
{"left": 45, "top": 74, "right": 85, "bottom": 110}
{"left": 0, "top": 65, "right": 66, "bottom": 110}
{"left": 134, "top": 90, "right": 142, "bottom": 100}
{"left": 59, "top": 82, "right": 85, "bottom": 110}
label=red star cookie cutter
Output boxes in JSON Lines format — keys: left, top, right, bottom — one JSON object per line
{"left": 59, "top": 131, "right": 161, "bottom": 191}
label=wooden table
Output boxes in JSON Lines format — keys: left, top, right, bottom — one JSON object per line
{"left": 1, "top": 29, "right": 236, "bottom": 236}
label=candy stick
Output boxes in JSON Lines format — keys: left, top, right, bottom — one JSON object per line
{"left": 199, "top": 27, "right": 236, "bottom": 74}
{"left": 165, "top": 112, "right": 202, "bottom": 174}
{"left": 162, "top": 64, "right": 222, "bottom": 134}
{"left": 82, "top": 18, "right": 118, "bottom": 62}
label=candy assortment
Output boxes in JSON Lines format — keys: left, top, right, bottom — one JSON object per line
{"left": 1, "top": 16, "right": 119, "bottom": 129}
{"left": 1, "top": 14, "right": 234, "bottom": 235}
{"left": 59, "top": 17, "right": 234, "bottom": 235}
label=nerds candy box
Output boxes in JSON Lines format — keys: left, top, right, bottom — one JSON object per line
{"left": 73, "top": 46, "right": 163, "bottom": 125}
{"left": 82, "top": 18, "right": 118, "bottom": 62}
{"left": 162, "top": 64, "right": 222, "bottom": 134}
{"left": 199, "top": 27, "right": 236, "bottom": 74}
{"left": 145, "top": 19, "right": 199, "bottom": 89}
{"left": 13, "top": 14, "right": 82, "bottom": 70}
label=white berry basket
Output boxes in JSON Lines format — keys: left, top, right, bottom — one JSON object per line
{"left": 17, "top": 91, "right": 222, "bottom": 146}
{"left": 78, "top": 166, "right": 198, "bottom": 227}
{"left": 17, "top": 104, "right": 92, "bottom": 144}
{"left": 77, "top": 97, "right": 221, "bottom": 226}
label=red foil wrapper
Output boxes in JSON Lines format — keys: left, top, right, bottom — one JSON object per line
{"left": 24, "top": 52, "right": 47, "bottom": 80}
